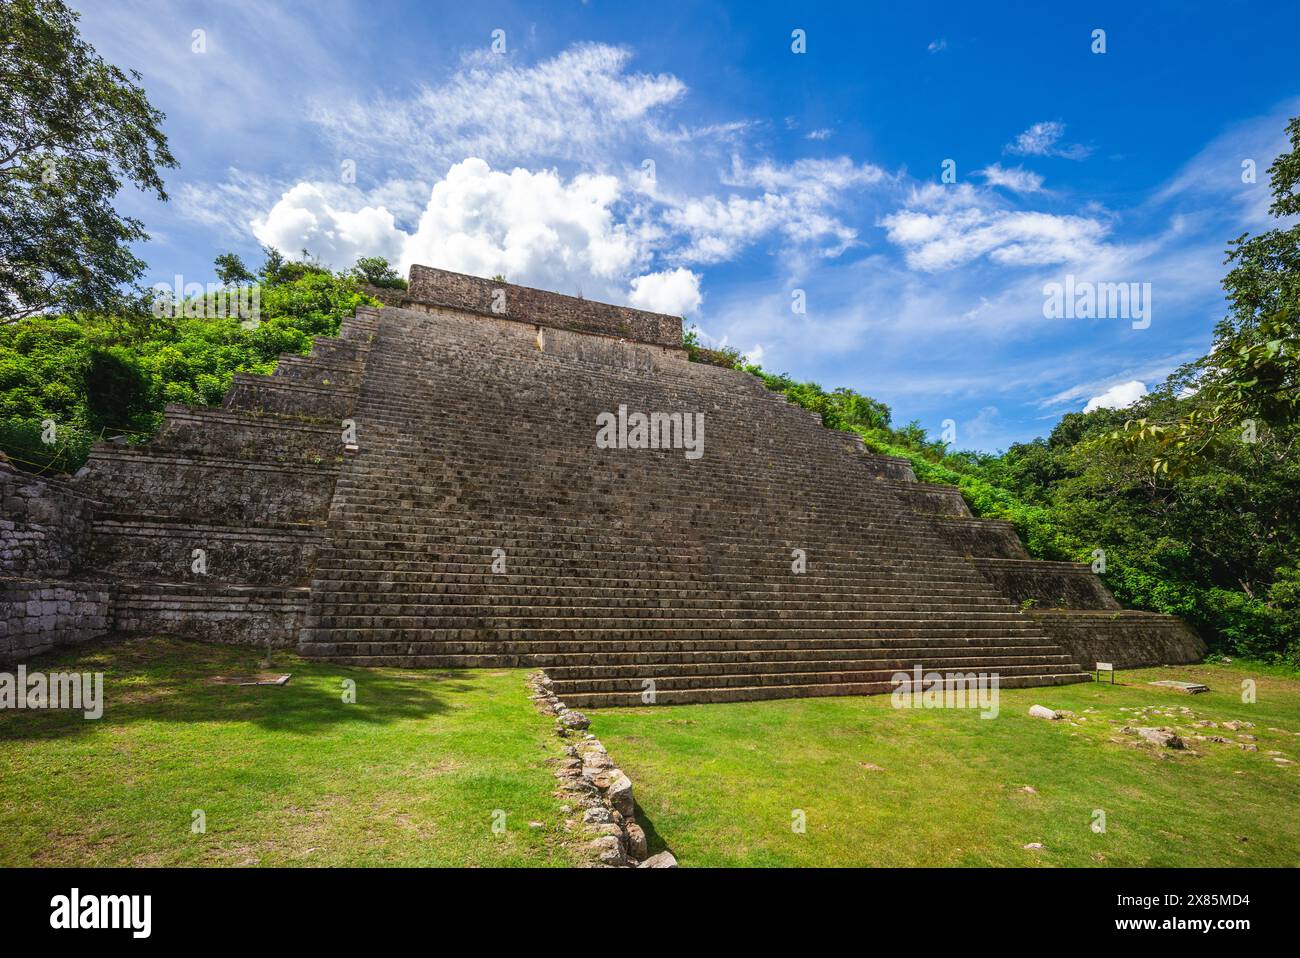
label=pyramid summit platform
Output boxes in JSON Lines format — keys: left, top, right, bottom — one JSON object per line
{"left": 0, "top": 266, "right": 1204, "bottom": 703}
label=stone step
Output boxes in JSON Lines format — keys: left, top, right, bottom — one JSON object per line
{"left": 559, "top": 671, "right": 1090, "bottom": 708}
{"left": 550, "top": 662, "right": 1082, "bottom": 694}
{"left": 546, "top": 653, "right": 1079, "bottom": 681}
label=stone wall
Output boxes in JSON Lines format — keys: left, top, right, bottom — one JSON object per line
{"left": 1, "top": 461, "right": 97, "bottom": 577}
{"left": 407, "top": 265, "right": 684, "bottom": 349}
{"left": 933, "top": 518, "right": 1029, "bottom": 560}
{"left": 76, "top": 449, "right": 340, "bottom": 526}
{"left": 88, "top": 521, "right": 325, "bottom": 586}
{"left": 973, "top": 557, "right": 1120, "bottom": 609}
{"left": 885, "top": 479, "right": 971, "bottom": 517}
{"left": 1, "top": 463, "right": 113, "bottom": 663}
{"left": 1027, "top": 609, "right": 1206, "bottom": 670}
{"left": 111, "top": 581, "right": 309, "bottom": 648}
{"left": 527, "top": 671, "right": 675, "bottom": 868}
{"left": 0, "top": 578, "right": 111, "bottom": 663}
{"left": 360, "top": 284, "right": 411, "bottom": 307}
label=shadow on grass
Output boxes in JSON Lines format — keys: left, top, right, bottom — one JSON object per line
{"left": 0, "top": 634, "right": 498, "bottom": 742}
{"left": 632, "top": 800, "right": 672, "bottom": 860}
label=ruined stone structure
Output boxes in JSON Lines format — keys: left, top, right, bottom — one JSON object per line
{"left": 1, "top": 265, "right": 1204, "bottom": 701}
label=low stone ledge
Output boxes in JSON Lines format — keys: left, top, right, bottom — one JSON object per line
{"left": 0, "top": 576, "right": 112, "bottom": 664}
{"left": 527, "top": 670, "right": 672, "bottom": 868}
{"left": 408, "top": 265, "right": 683, "bottom": 349}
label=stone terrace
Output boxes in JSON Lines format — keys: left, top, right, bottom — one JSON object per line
{"left": 1, "top": 266, "right": 1204, "bottom": 702}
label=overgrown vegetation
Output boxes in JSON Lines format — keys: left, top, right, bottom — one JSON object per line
{"left": 0, "top": 250, "right": 378, "bottom": 474}
{"left": 1104, "top": 116, "right": 1300, "bottom": 475}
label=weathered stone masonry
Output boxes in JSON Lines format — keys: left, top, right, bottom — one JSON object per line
{"left": 2, "top": 265, "right": 1203, "bottom": 688}
{"left": 0, "top": 464, "right": 112, "bottom": 660}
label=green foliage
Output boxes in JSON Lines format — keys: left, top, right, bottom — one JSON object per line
{"left": 213, "top": 252, "right": 255, "bottom": 287}
{"left": 1106, "top": 115, "right": 1300, "bottom": 472}
{"left": 0, "top": 270, "right": 374, "bottom": 473}
{"left": 256, "top": 246, "right": 330, "bottom": 287}
{"left": 681, "top": 324, "right": 748, "bottom": 370}
{"left": 0, "top": 0, "right": 176, "bottom": 323}
{"left": 749, "top": 368, "right": 892, "bottom": 432}
{"left": 349, "top": 256, "right": 408, "bottom": 290}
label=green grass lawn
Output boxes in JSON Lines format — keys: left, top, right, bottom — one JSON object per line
{"left": 0, "top": 638, "right": 578, "bottom": 867}
{"left": 4, "top": 642, "right": 1298, "bottom": 868}
{"left": 588, "top": 662, "right": 1300, "bottom": 867}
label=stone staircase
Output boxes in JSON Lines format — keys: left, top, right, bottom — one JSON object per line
{"left": 6, "top": 265, "right": 1201, "bottom": 698}
{"left": 295, "top": 280, "right": 1097, "bottom": 705}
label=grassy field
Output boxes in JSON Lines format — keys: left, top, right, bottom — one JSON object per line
{"left": 4, "top": 642, "right": 1298, "bottom": 868}
{"left": 588, "top": 662, "right": 1300, "bottom": 867}
{"left": 0, "top": 638, "right": 578, "bottom": 867}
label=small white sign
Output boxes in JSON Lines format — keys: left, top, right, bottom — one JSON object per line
{"left": 1096, "top": 662, "right": 1114, "bottom": 671}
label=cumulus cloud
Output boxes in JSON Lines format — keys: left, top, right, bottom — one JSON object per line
{"left": 1005, "top": 120, "right": 1091, "bottom": 160}
{"left": 246, "top": 146, "right": 892, "bottom": 310}
{"left": 398, "top": 159, "right": 645, "bottom": 298}
{"left": 978, "top": 163, "right": 1045, "bottom": 193}
{"left": 1083, "top": 380, "right": 1147, "bottom": 412}
{"left": 627, "top": 268, "right": 702, "bottom": 316}
{"left": 252, "top": 182, "right": 406, "bottom": 266}
{"left": 927, "top": 38, "right": 948, "bottom": 53}
{"left": 881, "top": 183, "right": 1109, "bottom": 271}
{"left": 251, "top": 159, "right": 688, "bottom": 310}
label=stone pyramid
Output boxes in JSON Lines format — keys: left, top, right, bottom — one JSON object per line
{"left": 1, "top": 266, "right": 1204, "bottom": 703}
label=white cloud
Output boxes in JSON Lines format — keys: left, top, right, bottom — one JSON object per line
{"left": 177, "top": 170, "right": 281, "bottom": 240}
{"left": 881, "top": 183, "right": 1109, "bottom": 271}
{"left": 252, "top": 182, "right": 406, "bottom": 267}
{"left": 251, "top": 159, "right": 686, "bottom": 310}
{"left": 181, "top": 39, "right": 892, "bottom": 299}
{"left": 927, "top": 38, "right": 948, "bottom": 54}
{"left": 1152, "top": 97, "right": 1300, "bottom": 228}
{"left": 627, "top": 268, "right": 702, "bottom": 316}
{"left": 978, "top": 163, "right": 1045, "bottom": 194}
{"left": 1083, "top": 380, "right": 1147, "bottom": 413}
{"left": 309, "top": 43, "right": 693, "bottom": 176}
{"left": 398, "top": 159, "right": 646, "bottom": 299}
{"left": 1005, "top": 121, "right": 1091, "bottom": 160}
{"left": 245, "top": 147, "right": 892, "bottom": 308}
{"left": 662, "top": 155, "right": 887, "bottom": 264}
{"left": 805, "top": 128, "right": 833, "bottom": 140}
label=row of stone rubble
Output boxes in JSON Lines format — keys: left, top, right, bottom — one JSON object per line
{"left": 528, "top": 671, "right": 676, "bottom": 868}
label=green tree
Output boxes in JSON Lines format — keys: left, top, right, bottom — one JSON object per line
{"left": 0, "top": 0, "right": 176, "bottom": 323}
{"left": 349, "top": 255, "right": 407, "bottom": 290}
{"left": 256, "top": 246, "right": 329, "bottom": 287}
{"left": 213, "top": 252, "right": 255, "bottom": 287}
{"left": 1108, "top": 115, "right": 1300, "bottom": 472}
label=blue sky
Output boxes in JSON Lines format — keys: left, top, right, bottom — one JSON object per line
{"left": 72, "top": 0, "right": 1300, "bottom": 451}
